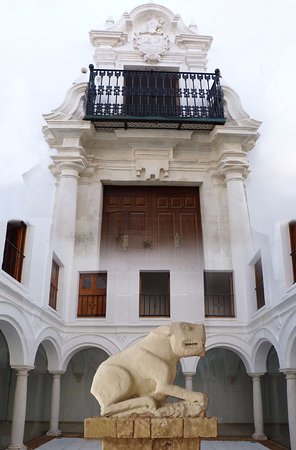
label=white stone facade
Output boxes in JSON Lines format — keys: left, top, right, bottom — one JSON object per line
{"left": 0, "top": 3, "right": 296, "bottom": 450}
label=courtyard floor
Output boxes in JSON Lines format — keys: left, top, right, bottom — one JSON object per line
{"left": 27, "top": 436, "right": 288, "bottom": 450}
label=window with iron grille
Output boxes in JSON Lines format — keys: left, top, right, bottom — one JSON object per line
{"left": 204, "top": 271, "right": 235, "bottom": 317}
{"left": 49, "top": 260, "right": 59, "bottom": 310}
{"left": 77, "top": 273, "right": 107, "bottom": 317}
{"left": 139, "top": 271, "right": 170, "bottom": 317}
{"left": 289, "top": 221, "right": 296, "bottom": 283}
{"left": 2, "top": 220, "right": 27, "bottom": 282}
{"left": 254, "top": 258, "right": 265, "bottom": 309}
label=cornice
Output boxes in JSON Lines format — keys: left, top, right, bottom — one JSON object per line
{"left": 209, "top": 125, "right": 260, "bottom": 153}
{"left": 89, "top": 30, "right": 128, "bottom": 48}
{"left": 175, "top": 34, "right": 212, "bottom": 51}
{"left": 43, "top": 121, "right": 95, "bottom": 148}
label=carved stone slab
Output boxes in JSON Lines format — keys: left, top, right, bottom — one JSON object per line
{"left": 133, "top": 18, "right": 170, "bottom": 64}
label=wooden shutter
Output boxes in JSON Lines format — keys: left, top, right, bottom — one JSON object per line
{"left": 289, "top": 221, "right": 296, "bottom": 282}
{"left": 77, "top": 273, "right": 107, "bottom": 317}
{"left": 49, "top": 260, "right": 59, "bottom": 310}
{"left": 2, "top": 221, "right": 26, "bottom": 282}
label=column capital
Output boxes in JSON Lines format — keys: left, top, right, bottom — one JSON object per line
{"left": 11, "top": 365, "right": 35, "bottom": 375}
{"left": 50, "top": 151, "right": 88, "bottom": 179}
{"left": 280, "top": 369, "right": 296, "bottom": 378}
{"left": 49, "top": 370, "right": 65, "bottom": 377}
{"left": 58, "top": 159, "right": 87, "bottom": 178}
{"left": 248, "top": 372, "right": 265, "bottom": 378}
{"left": 216, "top": 158, "right": 250, "bottom": 181}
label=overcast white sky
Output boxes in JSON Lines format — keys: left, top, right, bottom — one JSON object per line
{"left": 0, "top": 0, "right": 296, "bottom": 236}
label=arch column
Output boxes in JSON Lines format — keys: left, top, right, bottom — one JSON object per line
{"left": 47, "top": 371, "right": 64, "bottom": 436}
{"left": 249, "top": 373, "right": 267, "bottom": 440}
{"left": 183, "top": 372, "right": 194, "bottom": 391}
{"left": 283, "top": 370, "right": 296, "bottom": 450}
{"left": 7, "top": 366, "right": 34, "bottom": 450}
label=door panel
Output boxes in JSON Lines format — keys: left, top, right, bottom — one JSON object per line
{"left": 101, "top": 186, "right": 202, "bottom": 267}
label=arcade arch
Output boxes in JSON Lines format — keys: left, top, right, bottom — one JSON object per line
{"left": 0, "top": 318, "right": 26, "bottom": 366}
{"left": 195, "top": 347, "right": 253, "bottom": 436}
{"left": 0, "top": 331, "right": 12, "bottom": 450}
{"left": 59, "top": 346, "right": 109, "bottom": 433}
{"left": 25, "top": 344, "right": 52, "bottom": 442}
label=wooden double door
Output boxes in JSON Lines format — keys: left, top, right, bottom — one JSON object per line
{"left": 101, "top": 186, "right": 203, "bottom": 268}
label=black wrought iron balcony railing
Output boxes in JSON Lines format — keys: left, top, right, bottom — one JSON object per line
{"left": 84, "top": 65, "right": 226, "bottom": 130}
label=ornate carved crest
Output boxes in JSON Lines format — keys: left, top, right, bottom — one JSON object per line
{"left": 133, "top": 18, "right": 170, "bottom": 64}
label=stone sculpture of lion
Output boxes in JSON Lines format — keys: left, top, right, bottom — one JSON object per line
{"left": 91, "top": 322, "right": 208, "bottom": 417}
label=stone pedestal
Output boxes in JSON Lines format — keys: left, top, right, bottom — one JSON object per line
{"left": 84, "top": 416, "right": 217, "bottom": 450}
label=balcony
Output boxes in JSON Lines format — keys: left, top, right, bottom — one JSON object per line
{"left": 84, "top": 65, "right": 226, "bottom": 131}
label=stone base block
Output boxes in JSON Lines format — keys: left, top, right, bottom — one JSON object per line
{"left": 102, "top": 437, "right": 199, "bottom": 450}
{"left": 85, "top": 416, "right": 217, "bottom": 450}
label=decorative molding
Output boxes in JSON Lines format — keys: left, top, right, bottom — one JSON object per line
{"left": 134, "top": 148, "right": 172, "bottom": 180}
{"left": 43, "top": 83, "right": 88, "bottom": 122}
{"left": 221, "top": 83, "right": 262, "bottom": 130}
{"left": 216, "top": 158, "right": 250, "bottom": 180}
{"left": 89, "top": 31, "right": 128, "bottom": 48}
{"left": 175, "top": 34, "right": 212, "bottom": 51}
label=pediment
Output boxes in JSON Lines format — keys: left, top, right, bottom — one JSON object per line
{"left": 89, "top": 2, "right": 212, "bottom": 70}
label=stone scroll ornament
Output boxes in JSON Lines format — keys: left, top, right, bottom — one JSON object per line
{"left": 133, "top": 18, "right": 170, "bottom": 64}
{"left": 91, "top": 322, "right": 208, "bottom": 417}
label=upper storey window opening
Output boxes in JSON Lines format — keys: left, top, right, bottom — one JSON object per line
{"left": 254, "top": 258, "right": 265, "bottom": 309}
{"left": 2, "top": 220, "right": 27, "bottom": 282}
{"left": 289, "top": 221, "right": 296, "bottom": 283}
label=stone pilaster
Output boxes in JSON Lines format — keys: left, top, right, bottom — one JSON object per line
{"left": 217, "top": 153, "right": 254, "bottom": 321}
{"left": 52, "top": 160, "right": 86, "bottom": 242}
{"left": 51, "top": 157, "right": 86, "bottom": 319}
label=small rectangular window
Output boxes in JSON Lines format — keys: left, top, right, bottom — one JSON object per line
{"left": 204, "top": 271, "right": 234, "bottom": 317}
{"left": 2, "top": 221, "right": 27, "bottom": 282}
{"left": 77, "top": 272, "right": 107, "bottom": 317}
{"left": 49, "top": 260, "right": 59, "bottom": 310}
{"left": 254, "top": 258, "right": 265, "bottom": 309}
{"left": 289, "top": 221, "right": 296, "bottom": 283}
{"left": 139, "top": 271, "right": 170, "bottom": 317}
{"left": 254, "top": 259, "right": 265, "bottom": 309}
